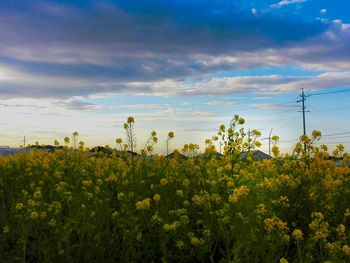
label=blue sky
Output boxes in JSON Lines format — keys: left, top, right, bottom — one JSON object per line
{"left": 0, "top": 0, "right": 349, "bottom": 153}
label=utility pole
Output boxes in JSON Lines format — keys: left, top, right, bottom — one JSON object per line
{"left": 262, "top": 129, "right": 273, "bottom": 156}
{"left": 268, "top": 129, "right": 272, "bottom": 156}
{"left": 22, "top": 136, "right": 26, "bottom": 148}
{"left": 297, "top": 88, "right": 310, "bottom": 151}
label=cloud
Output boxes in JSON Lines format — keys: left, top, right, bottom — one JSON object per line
{"left": 140, "top": 71, "right": 350, "bottom": 97}
{"left": 0, "top": 0, "right": 348, "bottom": 100}
{"left": 55, "top": 100, "right": 97, "bottom": 110}
{"left": 0, "top": 103, "right": 46, "bottom": 109}
{"left": 320, "top": 9, "right": 327, "bottom": 15}
{"left": 271, "top": 0, "right": 308, "bottom": 9}
{"left": 206, "top": 101, "right": 239, "bottom": 107}
{"left": 251, "top": 103, "right": 298, "bottom": 109}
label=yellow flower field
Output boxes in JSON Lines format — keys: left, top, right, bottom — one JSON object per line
{"left": 0, "top": 116, "right": 349, "bottom": 262}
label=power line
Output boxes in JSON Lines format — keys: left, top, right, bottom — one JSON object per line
{"left": 315, "top": 141, "right": 350, "bottom": 145}
{"left": 310, "top": 88, "right": 350, "bottom": 96}
{"left": 323, "top": 131, "right": 350, "bottom": 137}
{"left": 309, "top": 106, "right": 350, "bottom": 112}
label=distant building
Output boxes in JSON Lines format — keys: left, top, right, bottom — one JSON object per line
{"left": 198, "top": 151, "right": 224, "bottom": 159}
{"left": 166, "top": 151, "right": 188, "bottom": 160}
{"left": 0, "top": 148, "right": 31, "bottom": 156}
{"left": 240, "top": 150, "right": 272, "bottom": 161}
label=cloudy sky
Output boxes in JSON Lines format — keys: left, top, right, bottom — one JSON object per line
{"left": 1, "top": 0, "right": 350, "bottom": 153}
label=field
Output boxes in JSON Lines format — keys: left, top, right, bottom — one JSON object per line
{"left": 1, "top": 117, "right": 350, "bottom": 262}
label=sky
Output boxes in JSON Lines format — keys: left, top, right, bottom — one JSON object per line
{"left": 0, "top": 0, "right": 350, "bottom": 154}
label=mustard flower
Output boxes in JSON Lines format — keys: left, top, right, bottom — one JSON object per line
{"left": 190, "top": 237, "right": 202, "bottom": 246}
{"left": 182, "top": 179, "right": 190, "bottom": 187}
{"left": 127, "top": 117, "right": 135, "bottom": 124}
{"left": 176, "top": 189, "right": 184, "bottom": 197}
{"left": 117, "top": 192, "right": 125, "bottom": 200}
{"left": 48, "top": 219, "right": 56, "bottom": 227}
{"left": 292, "top": 229, "right": 303, "bottom": 241}
{"left": 33, "top": 190, "right": 42, "bottom": 200}
{"left": 337, "top": 224, "right": 346, "bottom": 236}
{"left": 31, "top": 211, "right": 39, "bottom": 220}
{"left": 3, "top": 226, "right": 10, "bottom": 234}
{"left": 343, "top": 245, "right": 350, "bottom": 255}
{"left": 176, "top": 241, "right": 185, "bottom": 250}
{"left": 168, "top": 131, "right": 174, "bottom": 139}
{"left": 160, "top": 178, "right": 168, "bottom": 186}
{"left": 16, "top": 203, "right": 24, "bottom": 211}
{"left": 136, "top": 198, "right": 151, "bottom": 210}
{"left": 153, "top": 194, "right": 161, "bottom": 202}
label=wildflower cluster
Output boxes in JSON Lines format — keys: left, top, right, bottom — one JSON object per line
{"left": 0, "top": 116, "right": 349, "bottom": 262}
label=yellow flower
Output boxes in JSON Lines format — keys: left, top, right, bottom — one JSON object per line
{"left": 190, "top": 237, "right": 201, "bottom": 246}
{"left": 224, "top": 164, "right": 232, "bottom": 171}
{"left": 272, "top": 135, "right": 279, "bottom": 141}
{"left": 48, "top": 219, "right": 56, "bottom": 227}
{"left": 344, "top": 209, "right": 350, "bottom": 217}
{"left": 238, "top": 118, "right": 245, "bottom": 125}
{"left": 254, "top": 141, "right": 262, "bottom": 147}
{"left": 168, "top": 131, "right": 174, "bottom": 139}
{"left": 82, "top": 180, "right": 92, "bottom": 187}
{"left": 160, "top": 178, "right": 168, "bottom": 186}
{"left": 176, "top": 189, "right": 183, "bottom": 197}
{"left": 203, "top": 229, "right": 211, "bottom": 237}
{"left": 33, "top": 190, "right": 42, "bottom": 200}
{"left": 112, "top": 211, "right": 120, "bottom": 218}
{"left": 264, "top": 217, "right": 288, "bottom": 232}
{"left": 117, "top": 192, "right": 125, "bottom": 200}
{"left": 136, "top": 198, "right": 151, "bottom": 210}
{"left": 192, "top": 195, "right": 205, "bottom": 206}
{"left": 312, "top": 130, "right": 321, "bottom": 138}
{"left": 292, "top": 229, "right": 303, "bottom": 241}
{"left": 176, "top": 241, "right": 184, "bottom": 250}
{"left": 182, "top": 179, "right": 190, "bottom": 187}
{"left": 28, "top": 199, "right": 36, "bottom": 208}
{"left": 337, "top": 224, "right": 346, "bottom": 236}
{"left": 279, "top": 258, "right": 288, "bottom": 263}
{"left": 3, "top": 226, "right": 10, "bottom": 234}
{"left": 127, "top": 117, "right": 135, "bottom": 124}
{"left": 228, "top": 186, "right": 249, "bottom": 204}
{"left": 255, "top": 203, "right": 267, "bottom": 215}
{"left": 272, "top": 146, "right": 280, "bottom": 156}
{"left": 96, "top": 179, "right": 103, "bottom": 186}
{"left": 153, "top": 194, "right": 161, "bottom": 202}
{"left": 31, "top": 211, "right": 39, "bottom": 220}
{"left": 342, "top": 245, "right": 350, "bottom": 255}
{"left": 16, "top": 203, "right": 24, "bottom": 211}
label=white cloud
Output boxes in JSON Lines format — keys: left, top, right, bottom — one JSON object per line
{"left": 251, "top": 103, "right": 298, "bottom": 109}
{"left": 146, "top": 71, "right": 350, "bottom": 97}
{"left": 271, "top": 0, "right": 307, "bottom": 8}
{"left": 206, "top": 101, "right": 239, "bottom": 107}
{"left": 320, "top": 9, "right": 327, "bottom": 15}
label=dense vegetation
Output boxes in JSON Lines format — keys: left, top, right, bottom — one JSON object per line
{"left": 0, "top": 116, "right": 349, "bottom": 262}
